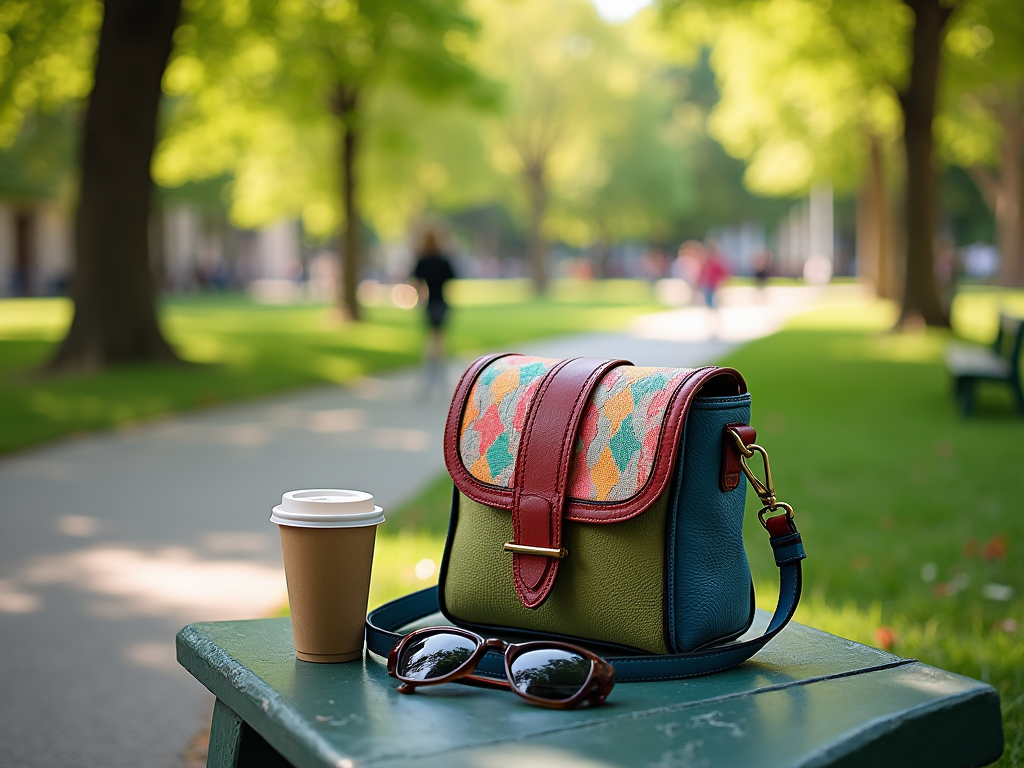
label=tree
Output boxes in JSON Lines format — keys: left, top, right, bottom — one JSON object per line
{"left": 676, "top": 0, "right": 904, "bottom": 297}
{"left": 0, "top": 1, "right": 100, "bottom": 147}
{"left": 552, "top": 58, "right": 696, "bottom": 273}
{"left": 469, "top": 0, "right": 632, "bottom": 293}
{"left": 1, "top": 1, "right": 185, "bottom": 366}
{"left": 1, "top": 0, "right": 184, "bottom": 367}
{"left": 158, "top": 0, "right": 489, "bottom": 320}
{"left": 659, "top": 0, "right": 971, "bottom": 326}
{"left": 51, "top": 0, "right": 183, "bottom": 369}
{"left": 939, "top": 0, "right": 1024, "bottom": 286}
{"left": 898, "top": 0, "right": 960, "bottom": 327}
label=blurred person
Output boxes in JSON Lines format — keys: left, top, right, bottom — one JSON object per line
{"left": 411, "top": 227, "right": 456, "bottom": 400}
{"left": 672, "top": 240, "right": 704, "bottom": 290}
{"left": 639, "top": 247, "right": 669, "bottom": 282}
{"left": 751, "top": 248, "right": 774, "bottom": 291}
{"left": 699, "top": 239, "right": 730, "bottom": 309}
{"left": 802, "top": 254, "right": 833, "bottom": 285}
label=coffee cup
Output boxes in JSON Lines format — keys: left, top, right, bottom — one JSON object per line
{"left": 271, "top": 489, "right": 385, "bottom": 663}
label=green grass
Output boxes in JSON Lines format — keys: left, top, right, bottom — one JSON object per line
{"left": 0, "top": 279, "right": 662, "bottom": 455}
{"left": 4, "top": 279, "right": 1022, "bottom": 760}
{"left": 375, "top": 288, "right": 1024, "bottom": 767}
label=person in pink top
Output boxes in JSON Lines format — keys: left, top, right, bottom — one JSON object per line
{"left": 698, "top": 239, "right": 729, "bottom": 308}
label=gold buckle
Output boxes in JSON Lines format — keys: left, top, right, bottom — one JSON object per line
{"left": 503, "top": 542, "right": 569, "bottom": 559}
{"left": 728, "top": 427, "right": 795, "bottom": 531}
{"left": 758, "top": 501, "right": 794, "bottom": 529}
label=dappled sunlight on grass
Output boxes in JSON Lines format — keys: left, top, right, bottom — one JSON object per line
{"left": 783, "top": 298, "right": 897, "bottom": 332}
{"left": 549, "top": 278, "right": 656, "bottom": 304}
{"left": 27, "top": 390, "right": 169, "bottom": 425}
{"left": 447, "top": 278, "right": 533, "bottom": 306}
{"left": 368, "top": 531, "right": 446, "bottom": 611}
{"left": 863, "top": 331, "right": 947, "bottom": 363}
{"left": 0, "top": 298, "right": 73, "bottom": 341}
{"left": 171, "top": 335, "right": 246, "bottom": 364}
{"left": 754, "top": 580, "right": 883, "bottom": 649}
{"left": 953, "top": 288, "right": 1024, "bottom": 345}
{"left": 728, "top": 297, "right": 1022, "bottom": 765}
{"left": 0, "top": 287, "right": 664, "bottom": 453}
{"left": 306, "top": 354, "right": 364, "bottom": 384}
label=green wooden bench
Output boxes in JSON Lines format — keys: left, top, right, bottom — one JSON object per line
{"left": 176, "top": 613, "right": 1004, "bottom": 768}
{"left": 945, "top": 312, "right": 1024, "bottom": 416}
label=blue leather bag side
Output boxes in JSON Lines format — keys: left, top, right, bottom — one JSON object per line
{"left": 667, "top": 393, "right": 753, "bottom": 653}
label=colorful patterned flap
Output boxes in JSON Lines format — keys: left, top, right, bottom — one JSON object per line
{"left": 459, "top": 355, "right": 694, "bottom": 503}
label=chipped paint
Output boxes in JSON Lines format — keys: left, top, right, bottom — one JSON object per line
{"left": 687, "top": 711, "right": 744, "bottom": 739}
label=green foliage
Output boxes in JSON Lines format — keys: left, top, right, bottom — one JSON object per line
{"left": 938, "top": 0, "right": 1024, "bottom": 169}
{"left": 943, "top": 165, "right": 996, "bottom": 246}
{"left": 0, "top": 281, "right": 662, "bottom": 454}
{"left": 660, "top": 0, "right": 1024, "bottom": 213}
{"left": 661, "top": 51, "right": 796, "bottom": 239}
{"left": 553, "top": 29, "right": 697, "bottom": 245}
{"left": 0, "top": 107, "right": 77, "bottom": 201}
{"left": 0, "top": 0, "right": 100, "bottom": 147}
{"left": 659, "top": 0, "right": 906, "bottom": 197}
{"left": 155, "top": 0, "right": 492, "bottom": 239}
{"left": 461, "top": 0, "right": 697, "bottom": 249}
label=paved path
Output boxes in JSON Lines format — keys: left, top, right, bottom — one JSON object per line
{"left": 0, "top": 287, "right": 854, "bottom": 768}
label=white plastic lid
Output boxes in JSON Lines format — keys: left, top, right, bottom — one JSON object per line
{"left": 270, "top": 489, "right": 385, "bottom": 528}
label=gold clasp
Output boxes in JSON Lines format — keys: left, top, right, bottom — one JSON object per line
{"left": 503, "top": 542, "right": 569, "bottom": 559}
{"left": 728, "top": 428, "right": 775, "bottom": 506}
{"left": 728, "top": 427, "right": 794, "bottom": 530}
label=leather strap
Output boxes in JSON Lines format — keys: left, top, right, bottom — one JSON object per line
{"left": 365, "top": 518, "right": 806, "bottom": 682}
{"left": 510, "top": 357, "right": 628, "bottom": 608}
{"left": 721, "top": 424, "right": 757, "bottom": 492}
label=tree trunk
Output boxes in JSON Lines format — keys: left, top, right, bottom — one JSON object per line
{"left": 48, "top": 0, "right": 182, "bottom": 372}
{"left": 968, "top": 105, "right": 1024, "bottom": 288}
{"left": 14, "top": 210, "right": 33, "bottom": 296}
{"left": 994, "top": 107, "right": 1023, "bottom": 287}
{"left": 524, "top": 167, "right": 548, "bottom": 295}
{"left": 857, "top": 136, "right": 898, "bottom": 299}
{"left": 898, "top": 0, "right": 956, "bottom": 328}
{"left": 333, "top": 85, "right": 361, "bottom": 321}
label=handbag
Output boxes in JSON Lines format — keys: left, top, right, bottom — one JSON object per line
{"left": 366, "top": 353, "right": 806, "bottom": 681}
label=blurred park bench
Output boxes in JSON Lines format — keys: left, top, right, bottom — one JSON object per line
{"left": 945, "top": 313, "right": 1024, "bottom": 416}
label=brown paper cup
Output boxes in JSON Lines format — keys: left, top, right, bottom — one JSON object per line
{"left": 279, "top": 524, "right": 377, "bottom": 662}
{"left": 271, "top": 489, "right": 384, "bottom": 663}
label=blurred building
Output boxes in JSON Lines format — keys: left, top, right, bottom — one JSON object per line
{"left": 0, "top": 203, "right": 73, "bottom": 296}
{"left": 0, "top": 202, "right": 310, "bottom": 299}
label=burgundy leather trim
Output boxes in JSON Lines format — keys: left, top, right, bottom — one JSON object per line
{"left": 442, "top": 352, "right": 518, "bottom": 510}
{"left": 722, "top": 424, "right": 756, "bottom": 492}
{"left": 510, "top": 357, "right": 628, "bottom": 608}
{"left": 563, "top": 366, "right": 747, "bottom": 523}
{"left": 444, "top": 357, "right": 748, "bottom": 525}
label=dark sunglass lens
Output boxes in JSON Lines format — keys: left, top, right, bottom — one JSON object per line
{"left": 509, "top": 648, "right": 593, "bottom": 700}
{"left": 398, "top": 632, "right": 478, "bottom": 681}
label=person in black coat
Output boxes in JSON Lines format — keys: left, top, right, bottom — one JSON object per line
{"left": 411, "top": 228, "right": 456, "bottom": 399}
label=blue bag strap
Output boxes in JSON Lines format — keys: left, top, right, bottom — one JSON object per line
{"left": 364, "top": 518, "right": 805, "bottom": 682}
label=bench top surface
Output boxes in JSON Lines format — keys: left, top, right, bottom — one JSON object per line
{"left": 176, "top": 614, "right": 1003, "bottom": 768}
{"left": 946, "top": 313, "right": 1024, "bottom": 375}
{"left": 945, "top": 343, "right": 1013, "bottom": 377}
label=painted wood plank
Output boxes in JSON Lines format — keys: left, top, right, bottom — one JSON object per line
{"left": 176, "top": 616, "right": 1003, "bottom": 768}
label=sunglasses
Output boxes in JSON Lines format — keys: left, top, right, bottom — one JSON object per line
{"left": 387, "top": 626, "right": 615, "bottom": 709}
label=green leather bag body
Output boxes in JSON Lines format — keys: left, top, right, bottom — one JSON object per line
{"left": 437, "top": 353, "right": 760, "bottom": 655}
